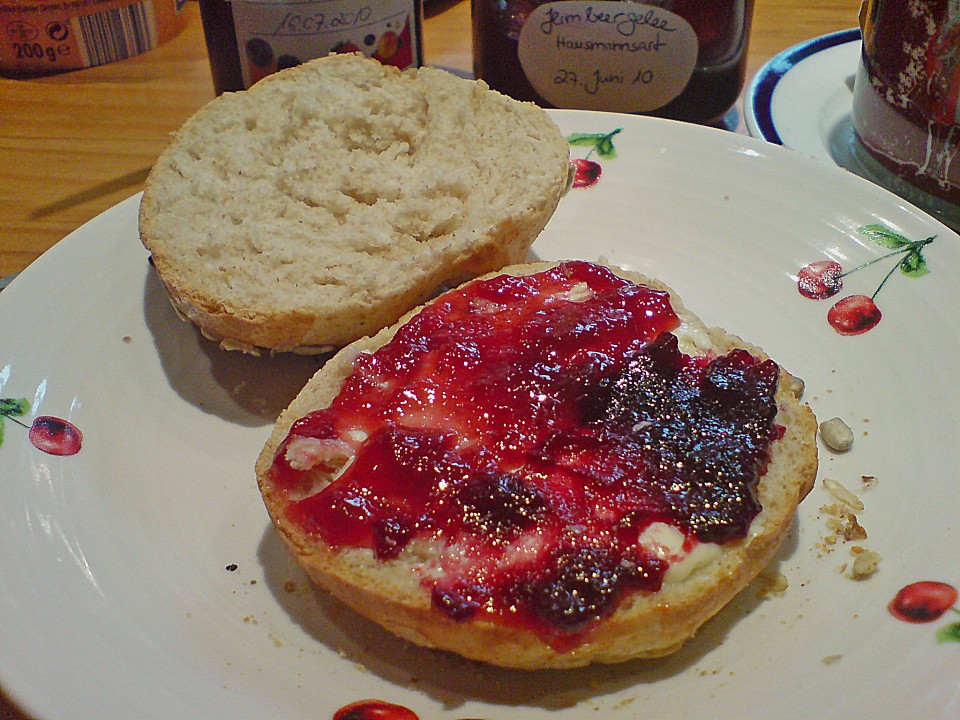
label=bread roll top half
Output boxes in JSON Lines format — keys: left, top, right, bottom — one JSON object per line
{"left": 140, "top": 53, "right": 570, "bottom": 354}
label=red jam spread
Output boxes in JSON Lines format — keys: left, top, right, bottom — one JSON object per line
{"left": 268, "top": 261, "right": 782, "bottom": 647}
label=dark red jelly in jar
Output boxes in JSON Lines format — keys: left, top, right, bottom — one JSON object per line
{"left": 850, "top": 0, "right": 960, "bottom": 230}
{"left": 269, "top": 261, "right": 783, "bottom": 646}
{"left": 198, "top": 0, "right": 423, "bottom": 95}
{"left": 472, "top": 0, "right": 753, "bottom": 124}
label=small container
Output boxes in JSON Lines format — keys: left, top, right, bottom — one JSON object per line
{"left": 198, "top": 0, "right": 423, "bottom": 95}
{"left": 850, "top": 0, "right": 960, "bottom": 230}
{"left": 0, "top": 0, "right": 186, "bottom": 78}
{"left": 471, "top": 0, "right": 753, "bottom": 124}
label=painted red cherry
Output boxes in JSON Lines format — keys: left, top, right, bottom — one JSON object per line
{"left": 827, "top": 294, "right": 882, "bottom": 335}
{"left": 797, "top": 259, "right": 843, "bottom": 299}
{"left": 28, "top": 416, "right": 82, "bottom": 456}
{"left": 333, "top": 700, "right": 420, "bottom": 720}
{"left": 889, "top": 581, "right": 959, "bottom": 623}
{"left": 572, "top": 158, "right": 602, "bottom": 189}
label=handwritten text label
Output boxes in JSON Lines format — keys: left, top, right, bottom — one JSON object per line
{"left": 517, "top": 1, "right": 697, "bottom": 112}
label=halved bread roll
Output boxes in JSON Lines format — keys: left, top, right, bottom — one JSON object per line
{"left": 255, "top": 260, "right": 818, "bottom": 669}
{"left": 140, "top": 53, "right": 570, "bottom": 354}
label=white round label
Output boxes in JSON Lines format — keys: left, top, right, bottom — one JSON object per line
{"left": 517, "top": 1, "right": 698, "bottom": 112}
{"left": 230, "top": 0, "right": 420, "bottom": 89}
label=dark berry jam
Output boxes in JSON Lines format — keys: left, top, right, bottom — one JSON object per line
{"left": 269, "top": 261, "right": 782, "bottom": 647}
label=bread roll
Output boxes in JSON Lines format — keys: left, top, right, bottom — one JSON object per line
{"left": 255, "top": 260, "right": 818, "bottom": 669}
{"left": 140, "top": 53, "right": 570, "bottom": 354}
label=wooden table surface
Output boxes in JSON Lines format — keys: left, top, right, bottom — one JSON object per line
{"left": 0, "top": 0, "right": 861, "bottom": 280}
{"left": 0, "top": 0, "right": 859, "bottom": 716}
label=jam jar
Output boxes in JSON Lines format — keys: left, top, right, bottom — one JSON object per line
{"left": 199, "top": 0, "right": 423, "bottom": 95}
{"left": 850, "top": 0, "right": 960, "bottom": 230}
{"left": 471, "top": 0, "right": 753, "bottom": 124}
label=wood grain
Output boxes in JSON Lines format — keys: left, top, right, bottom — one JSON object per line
{"left": 0, "top": 0, "right": 859, "bottom": 279}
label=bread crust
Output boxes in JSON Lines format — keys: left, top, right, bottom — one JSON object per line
{"left": 140, "top": 53, "right": 570, "bottom": 354}
{"left": 255, "top": 261, "right": 818, "bottom": 669}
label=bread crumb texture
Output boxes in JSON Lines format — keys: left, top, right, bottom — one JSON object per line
{"left": 756, "top": 569, "right": 790, "bottom": 598}
{"left": 817, "top": 476, "right": 881, "bottom": 579}
{"left": 140, "top": 53, "right": 570, "bottom": 352}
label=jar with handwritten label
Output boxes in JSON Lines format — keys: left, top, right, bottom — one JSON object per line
{"left": 472, "top": 0, "right": 753, "bottom": 124}
{"left": 198, "top": 0, "right": 423, "bottom": 95}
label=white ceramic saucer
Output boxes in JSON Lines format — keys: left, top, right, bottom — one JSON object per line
{"left": 745, "top": 29, "right": 863, "bottom": 169}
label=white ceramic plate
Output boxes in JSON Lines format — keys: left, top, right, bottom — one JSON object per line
{"left": 2, "top": 110, "right": 959, "bottom": 720}
{"left": 745, "top": 29, "right": 864, "bottom": 170}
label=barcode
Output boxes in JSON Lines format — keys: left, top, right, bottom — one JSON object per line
{"left": 74, "top": 0, "right": 158, "bottom": 68}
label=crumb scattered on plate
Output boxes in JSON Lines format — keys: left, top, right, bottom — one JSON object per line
{"left": 757, "top": 569, "right": 790, "bottom": 598}
{"left": 816, "top": 477, "right": 881, "bottom": 578}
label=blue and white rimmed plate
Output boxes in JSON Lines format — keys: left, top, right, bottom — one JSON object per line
{"left": 1, "top": 110, "right": 958, "bottom": 720}
{"left": 745, "top": 28, "right": 863, "bottom": 168}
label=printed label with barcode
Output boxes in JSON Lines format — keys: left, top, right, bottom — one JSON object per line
{"left": 73, "top": 0, "right": 158, "bottom": 67}
{"left": 0, "top": 0, "right": 185, "bottom": 78}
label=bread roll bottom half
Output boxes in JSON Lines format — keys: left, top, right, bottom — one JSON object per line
{"left": 256, "top": 260, "right": 818, "bottom": 669}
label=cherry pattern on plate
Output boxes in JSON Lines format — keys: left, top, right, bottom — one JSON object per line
{"left": 332, "top": 700, "right": 487, "bottom": 720}
{"left": 889, "top": 581, "right": 960, "bottom": 643}
{"left": 566, "top": 128, "right": 621, "bottom": 189}
{"left": 0, "top": 397, "right": 83, "bottom": 456}
{"left": 333, "top": 700, "right": 421, "bottom": 720}
{"left": 796, "top": 224, "right": 935, "bottom": 336}
{"left": 332, "top": 579, "right": 957, "bottom": 717}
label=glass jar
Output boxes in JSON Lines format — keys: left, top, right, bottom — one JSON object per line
{"left": 198, "top": 0, "right": 423, "bottom": 95}
{"left": 850, "top": 0, "right": 960, "bottom": 230}
{"left": 471, "top": 0, "right": 753, "bottom": 124}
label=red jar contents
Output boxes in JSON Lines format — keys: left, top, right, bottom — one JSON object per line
{"left": 198, "top": 0, "right": 423, "bottom": 95}
{"left": 472, "top": 0, "right": 753, "bottom": 124}
{"left": 851, "top": 0, "right": 960, "bottom": 229}
{"left": 269, "top": 261, "right": 782, "bottom": 645}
